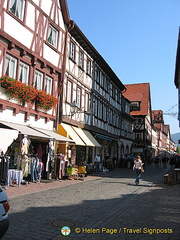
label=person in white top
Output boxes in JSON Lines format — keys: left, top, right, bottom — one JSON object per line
{"left": 133, "top": 155, "right": 144, "bottom": 185}
{"left": 94, "top": 153, "right": 101, "bottom": 173}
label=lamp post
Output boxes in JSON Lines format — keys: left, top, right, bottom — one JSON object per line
{"left": 70, "top": 100, "right": 80, "bottom": 117}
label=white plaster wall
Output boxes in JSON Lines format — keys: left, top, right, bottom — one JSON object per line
{"left": 41, "top": 0, "right": 54, "bottom": 17}
{"left": 0, "top": 107, "right": 54, "bottom": 130}
{"left": 26, "top": 2, "right": 36, "bottom": 31}
{"left": 28, "top": 115, "right": 54, "bottom": 130}
{"left": 44, "top": 45, "right": 61, "bottom": 67}
{"left": 4, "top": 14, "right": 33, "bottom": 49}
{"left": 0, "top": 108, "right": 25, "bottom": 124}
{"left": 31, "top": 0, "right": 40, "bottom": 6}
{"left": 41, "top": 0, "right": 65, "bottom": 31}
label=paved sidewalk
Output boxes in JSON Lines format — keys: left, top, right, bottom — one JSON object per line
{"left": 4, "top": 174, "right": 101, "bottom": 199}
{"left": 2, "top": 165, "right": 180, "bottom": 240}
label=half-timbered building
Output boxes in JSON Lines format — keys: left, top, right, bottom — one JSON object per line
{"left": 0, "top": 0, "right": 73, "bottom": 181}
{"left": 123, "top": 83, "right": 153, "bottom": 163}
{"left": 58, "top": 20, "right": 133, "bottom": 166}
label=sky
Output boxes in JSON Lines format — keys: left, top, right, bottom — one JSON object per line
{"left": 67, "top": 0, "right": 180, "bottom": 135}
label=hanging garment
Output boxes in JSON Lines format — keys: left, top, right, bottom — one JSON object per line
{"left": 7, "top": 169, "right": 23, "bottom": 187}
{"left": 37, "top": 161, "right": 44, "bottom": 180}
{"left": 21, "top": 156, "right": 29, "bottom": 177}
{"left": 30, "top": 157, "right": 38, "bottom": 182}
{"left": 37, "top": 144, "right": 43, "bottom": 159}
{"left": 21, "top": 136, "right": 31, "bottom": 154}
{"left": 0, "top": 157, "right": 9, "bottom": 185}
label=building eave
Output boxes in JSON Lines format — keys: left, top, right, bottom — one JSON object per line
{"left": 68, "top": 20, "right": 125, "bottom": 92}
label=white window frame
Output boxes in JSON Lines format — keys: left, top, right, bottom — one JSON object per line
{"left": 9, "top": 0, "right": 25, "bottom": 21}
{"left": 4, "top": 54, "right": 17, "bottom": 79}
{"left": 47, "top": 25, "right": 58, "bottom": 48}
{"left": 76, "top": 87, "right": 81, "bottom": 108}
{"left": 34, "top": 70, "right": 43, "bottom": 90}
{"left": 19, "top": 61, "right": 29, "bottom": 85}
{"left": 84, "top": 92, "right": 89, "bottom": 112}
{"left": 45, "top": 75, "right": 52, "bottom": 94}
{"left": 67, "top": 80, "right": 72, "bottom": 103}
{"left": 69, "top": 41, "right": 75, "bottom": 60}
{"left": 87, "top": 59, "right": 91, "bottom": 75}
{"left": 79, "top": 51, "right": 84, "bottom": 69}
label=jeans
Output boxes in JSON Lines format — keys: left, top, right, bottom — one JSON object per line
{"left": 95, "top": 162, "right": 100, "bottom": 172}
{"left": 135, "top": 169, "right": 141, "bottom": 184}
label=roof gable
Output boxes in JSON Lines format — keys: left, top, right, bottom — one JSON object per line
{"left": 123, "top": 83, "right": 151, "bottom": 116}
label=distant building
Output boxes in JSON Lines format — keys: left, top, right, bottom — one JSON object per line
{"left": 152, "top": 110, "right": 176, "bottom": 155}
{"left": 123, "top": 83, "right": 152, "bottom": 163}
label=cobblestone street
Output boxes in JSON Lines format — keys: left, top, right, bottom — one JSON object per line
{"left": 2, "top": 165, "right": 180, "bottom": 240}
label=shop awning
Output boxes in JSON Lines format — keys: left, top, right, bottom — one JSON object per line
{"left": 60, "top": 123, "right": 86, "bottom": 146}
{"left": 72, "top": 127, "right": 101, "bottom": 147}
{"left": 95, "top": 134, "right": 115, "bottom": 141}
{"left": 30, "top": 127, "right": 75, "bottom": 143}
{"left": 0, "top": 121, "right": 50, "bottom": 139}
{"left": 0, "top": 128, "right": 19, "bottom": 153}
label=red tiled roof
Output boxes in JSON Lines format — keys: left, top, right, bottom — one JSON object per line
{"left": 152, "top": 110, "right": 163, "bottom": 121}
{"left": 123, "top": 83, "right": 151, "bottom": 116}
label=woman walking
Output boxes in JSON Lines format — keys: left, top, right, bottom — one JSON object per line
{"left": 133, "top": 155, "right": 144, "bottom": 185}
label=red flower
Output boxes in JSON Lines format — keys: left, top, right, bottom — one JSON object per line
{"left": 0, "top": 76, "right": 58, "bottom": 111}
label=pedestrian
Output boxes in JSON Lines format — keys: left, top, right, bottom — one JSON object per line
{"left": 162, "top": 155, "right": 167, "bottom": 168}
{"left": 127, "top": 154, "right": 131, "bottom": 169}
{"left": 169, "top": 156, "right": 176, "bottom": 171}
{"left": 154, "top": 156, "right": 159, "bottom": 168}
{"left": 133, "top": 155, "right": 144, "bottom": 185}
{"left": 94, "top": 153, "right": 101, "bottom": 173}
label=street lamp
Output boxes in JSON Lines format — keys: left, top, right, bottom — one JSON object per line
{"left": 70, "top": 100, "right": 80, "bottom": 116}
{"left": 63, "top": 100, "right": 83, "bottom": 117}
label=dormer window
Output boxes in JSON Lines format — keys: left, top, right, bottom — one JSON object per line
{"left": 130, "top": 101, "right": 141, "bottom": 111}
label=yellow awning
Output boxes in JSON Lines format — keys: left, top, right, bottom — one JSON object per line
{"left": 72, "top": 127, "right": 101, "bottom": 147}
{"left": 60, "top": 123, "right": 86, "bottom": 146}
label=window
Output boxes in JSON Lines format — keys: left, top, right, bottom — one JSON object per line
{"left": 4, "top": 54, "right": 17, "bottom": 78}
{"left": 66, "top": 80, "right": 72, "bottom": 103}
{"left": 34, "top": 70, "right": 43, "bottom": 90}
{"left": 79, "top": 51, "right": 84, "bottom": 69}
{"left": 84, "top": 93, "right": 89, "bottom": 112}
{"left": 98, "top": 100, "right": 103, "bottom": 119}
{"left": 47, "top": 25, "right": 58, "bottom": 48}
{"left": 9, "top": 0, "right": 25, "bottom": 20}
{"left": 86, "top": 59, "right": 91, "bottom": 75}
{"left": 94, "top": 68, "right": 99, "bottom": 83}
{"left": 110, "top": 83, "right": 112, "bottom": 97}
{"left": 76, "top": 87, "right": 81, "bottom": 107}
{"left": 19, "top": 61, "right": 29, "bottom": 85}
{"left": 94, "top": 98, "right": 98, "bottom": 116}
{"left": 136, "top": 133, "right": 140, "bottom": 139}
{"left": 44, "top": 76, "right": 52, "bottom": 94}
{"left": 130, "top": 101, "right": 140, "bottom": 111}
{"left": 69, "top": 41, "right": 75, "bottom": 61}
{"left": 103, "top": 105, "right": 107, "bottom": 122}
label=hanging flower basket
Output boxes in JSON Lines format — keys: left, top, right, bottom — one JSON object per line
{"left": 0, "top": 76, "right": 38, "bottom": 103}
{"left": 35, "top": 90, "right": 58, "bottom": 111}
{"left": 0, "top": 76, "right": 58, "bottom": 111}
